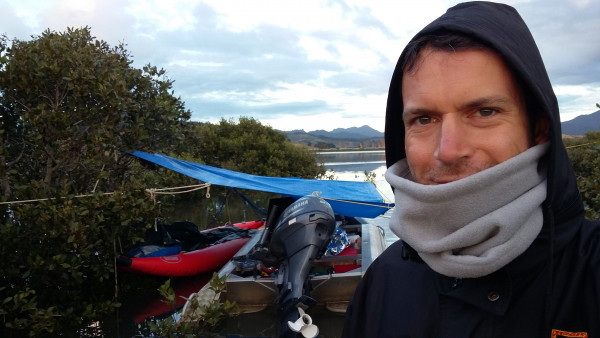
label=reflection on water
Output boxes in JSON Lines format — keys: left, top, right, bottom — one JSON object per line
{"left": 164, "top": 188, "right": 273, "bottom": 229}
{"left": 318, "top": 150, "right": 392, "bottom": 204}
{"left": 219, "top": 305, "right": 346, "bottom": 337}
{"left": 317, "top": 150, "right": 385, "bottom": 169}
{"left": 117, "top": 273, "right": 213, "bottom": 336}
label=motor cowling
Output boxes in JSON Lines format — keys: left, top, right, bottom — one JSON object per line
{"left": 269, "top": 195, "right": 336, "bottom": 259}
{"left": 267, "top": 195, "right": 337, "bottom": 337}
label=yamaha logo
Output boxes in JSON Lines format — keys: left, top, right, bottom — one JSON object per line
{"left": 283, "top": 199, "right": 309, "bottom": 218}
{"left": 290, "top": 199, "right": 309, "bottom": 211}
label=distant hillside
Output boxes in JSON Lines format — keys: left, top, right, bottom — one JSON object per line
{"left": 282, "top": 113, "right": 600, "bottom": 149}
{"left": 309, "top": 125, "right": 384, "bottom": 139}
{"left": 283, "top": 125, "right": 384, "bottom": 149}
{"left": 562, "top": 110, "right": 600, "bottom": 136}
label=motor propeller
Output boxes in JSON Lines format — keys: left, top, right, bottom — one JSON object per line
{"left": 267, "top": 195, "right": 337, "bottom": 337}
{"left": 287, "top": 306, "right": 319, "bottom": 338}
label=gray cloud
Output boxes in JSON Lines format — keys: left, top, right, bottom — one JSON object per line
{"left": 1, "top": 0, "right": 598, "bottom": 130}
{"left": 0, "top": 1, "right": 30, "bottom": 38}
{"left": 517, "top": 0, "right": 600, "bottom": 85}
{"left": 188, "top": 98, "right": 335, "bottom": 121}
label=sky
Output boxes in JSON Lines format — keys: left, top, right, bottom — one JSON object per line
{"left": 1, "top": 0, "right": 599, "bottom": 132}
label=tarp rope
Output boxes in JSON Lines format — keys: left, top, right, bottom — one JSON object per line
{"left": 319, "top": 196, "right": 394, "bottom": 210}
{"left": 565, "top": 140, "right": 600, "bottom": 149}
{"left": 0, "top": 183, "right": 211, "bottom": 206}
{"left": 325, "top": 198, "right": 394, "bottom": 209}
{"left": 145, "top": 183, "right": 211, "bottom": 204}
{"left": 0, "top": 192, "right": 115, "bottom": 206}
{"left": 233, "top": 188, "right": 268, "bottom": 216}
{"left": 310, "top": 190, "right": 394, "bottom": 210}
{"left": 207, "top": 194, "right": 228, "bottom": 228}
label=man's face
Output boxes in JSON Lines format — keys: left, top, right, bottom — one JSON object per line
{"left": 402, "top": 48, "right": 532, "bottom": 185}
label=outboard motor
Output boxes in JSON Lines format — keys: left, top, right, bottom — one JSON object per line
{"left": 269, "top": 195, "right": 336, "bottom": 337}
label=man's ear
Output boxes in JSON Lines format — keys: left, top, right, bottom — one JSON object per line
{"left": 534, "top": 116, "right": 550, "bottom": 145}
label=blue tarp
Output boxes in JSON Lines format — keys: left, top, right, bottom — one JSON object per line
{"left": 132, "top": 151, "right": 393, "bottom": 218}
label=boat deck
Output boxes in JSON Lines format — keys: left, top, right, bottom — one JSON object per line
{"left": 181, "top": 215, "right": 391, "bottom": 320}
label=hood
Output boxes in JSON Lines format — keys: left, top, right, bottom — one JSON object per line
{"left": 384, "top": 1, "right": 583, "bottom": 227}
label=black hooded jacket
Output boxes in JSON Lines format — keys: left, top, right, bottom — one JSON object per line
{"left": 343, "top": 2, "right": 600, "bottom": 337}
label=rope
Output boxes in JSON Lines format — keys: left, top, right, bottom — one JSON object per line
{"left": 312, "top": 191, "right": 394, "bottom": 209}
{"left": 0, "top": 183, "right": 392, "bottom": 213}
{"left": 320, "top": 196, "right": 394, "bottom": 209}
{"left": 234, "top": 188, "right": 268, "bottom": 215}
{"left": 565, "top": 140, "right": 600, "bottom": 149}
{"left": 207, "top": 194, "right": 227, "bottom": 228}
{"left": 373, "top": 183, "right": 394, "bottom": 204}
{"left": 145, "top": 183, "right": 211, "bottom": 204}
{"left": 0, "top": 183, "right": 211, "bottom": 206}
{"left": 0, "top": 192, "right": 115, "bottom": 206}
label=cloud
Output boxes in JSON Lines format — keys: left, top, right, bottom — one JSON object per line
{"left": 187, "top": 97, "right": 334, "bottom": 119}
{"left": 1, "top": 0, "right": 599, "bottom": 131}
{"left": 516, "top": 0, "right": 600, "bottom": 85}
{"left": 0, "top": 1, "right": 32, "bottom": 37}
{"left": 555, "top": 83, "right": 600, "bottom": 121}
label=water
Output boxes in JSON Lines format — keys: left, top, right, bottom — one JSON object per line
{"left": 317, "top": 149, "right": 385, "bottom": 166}
{"left": 317, "top": 150, "right": 393, "bottom": 204}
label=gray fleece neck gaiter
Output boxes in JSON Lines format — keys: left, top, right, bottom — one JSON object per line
{"left": 385, "top": 143, "right": 549, "bottom": 278}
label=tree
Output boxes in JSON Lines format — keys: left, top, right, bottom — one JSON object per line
{"left": 0, "top": 28, "right": 192, "bottom": 335}
{"left": 0, "top": 27, "right": 328, "bottom": 335}
{"left": 188, "top": 117, "right": 325, "bottom": 178}
{"left": 315, "top": 141, "right": 336, "bottom": 149}
{"left": 0, "top": 28, "right": 192, "bottom": 196}
{"left": 564, "top": 131, "right": 600, "bottom": 219}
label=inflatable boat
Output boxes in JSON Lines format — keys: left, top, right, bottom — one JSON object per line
{"left": 117, "top": 220, "right": 265, "bottom": 277}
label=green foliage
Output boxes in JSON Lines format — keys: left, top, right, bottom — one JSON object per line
{"left": 148, "top": 273, "right": 236, "bottom": 337}
{"left": 146, "top": 117, "right": 326, "bottom": 227}
{"left": 0, "top": 27, "right": 325, "bottom": 336}
{"left": 564, "top": 131, "right": 600, "bottom": 219}
{"left": 146, "top": 316, "right": 183, "bottom": 338}
{"left": 0, "top": 27, "right": 192, "bottom": 335}
{"left": 158, "top": 278, "right": 177, "bottom": 308}
{"left": 188, "top": 117, "right": 325, "bottom": 178}
{"left": 314, "top": 141, "right": 337, "bottom": 149}
{"left": 363, "top": 170, "right": 377, "bottom": 183}
{"left": 0, "top": 177, "right": 163, "bottom": 336}
{"left": 317, "top": 169, "right": 338, "bottom": 180}
{"left": 0, "top": 27, "right": 192, "bottom": 196}
{"left": 198, "top": 272, "right": 238, "bottom": 330}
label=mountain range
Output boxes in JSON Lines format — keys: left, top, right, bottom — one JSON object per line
{"left": 283, "top": 110, "right": 600, "bottom": 149}
{"left": 561, "top": 110, "right": 600, "bottom": 136}
{"left": 307, "top": 125, "right": 384, "bottom": 139}
{"left": 284, "top": 125, "right": 384, "bottom": 149}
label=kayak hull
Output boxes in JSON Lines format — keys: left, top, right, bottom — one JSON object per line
{"left": 118, "top": 220, "right": 264, "bottom": 277}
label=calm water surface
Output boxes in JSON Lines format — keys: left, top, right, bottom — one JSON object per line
{"left": 317, "top": 150, "right": 392, "bottom": 203}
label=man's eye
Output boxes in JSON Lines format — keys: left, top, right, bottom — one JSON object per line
{"left": 416, "top": 116, "right": 432, "bottom": 125}
{"left": 478, "top": 108, "right": 497, "bottom": 117}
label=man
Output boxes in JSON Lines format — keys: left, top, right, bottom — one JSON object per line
{"left": 343, "top": 2, "right": 600, "bottom": 337}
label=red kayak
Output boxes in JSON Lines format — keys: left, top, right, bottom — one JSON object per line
{"left": 117, "top": 220, "right": 264, "bottom": 277}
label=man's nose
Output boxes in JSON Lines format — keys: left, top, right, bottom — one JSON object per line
{"left": 433, "top": 118, "right": 473, "bottom": 163}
